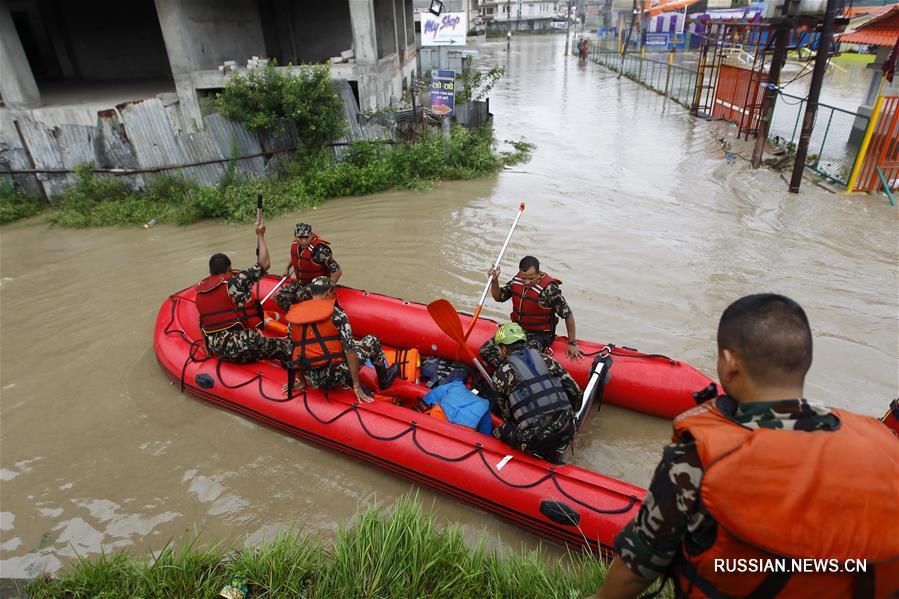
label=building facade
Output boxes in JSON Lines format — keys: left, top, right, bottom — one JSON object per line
{"left": 0, "top": 0, "right": 417, "bottom": 128}
{"left": 479, "top": 0, "right": 561, "bottom": 31}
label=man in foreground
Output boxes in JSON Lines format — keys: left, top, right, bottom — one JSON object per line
{"left": 590, "top": 293, "right": 899, "bottom": 598}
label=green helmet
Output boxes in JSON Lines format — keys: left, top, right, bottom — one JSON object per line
{"left": 494, "top": 323, "right": 526, "bottom": 345}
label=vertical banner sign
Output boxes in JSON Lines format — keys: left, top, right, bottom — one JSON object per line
{"left": 430, "top": 70, "right": 455, "bottom": 117}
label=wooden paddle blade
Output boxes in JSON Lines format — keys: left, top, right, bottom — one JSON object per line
{"left": 427, "top": 299, "right": 466, "bottom": 342}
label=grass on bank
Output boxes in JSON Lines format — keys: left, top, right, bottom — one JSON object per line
{"left": 26, "top": 496, "right": 619, "bottom": 599}
{"left": 1, "top": 125, "right": 531, "bottom": 228}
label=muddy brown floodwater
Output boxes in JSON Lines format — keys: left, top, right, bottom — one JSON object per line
{"left": 1, "top": 36, "right": 896, "bottom": 577}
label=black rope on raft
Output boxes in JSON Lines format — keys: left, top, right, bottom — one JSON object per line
{"left": 163, "top": 293, "right": 639, "bottom": 518}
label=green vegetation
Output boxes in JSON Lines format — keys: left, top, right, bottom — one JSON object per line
{"left": 216, "top": 61, "right": 345, "bottom": 144}
{"left": 26, "top": 496, "right": 615, "bottom": 599}
{"left": 0, "top": 180, "right": 44, "bottom": 224}
{"left": 832, "top": 52, "right": 876, "bottom": 66}
{"left": 456, "top": 57, "right": 505, "bottom": 104}
{"left": 27, "top": 125, "right": 530, "bottom": 228}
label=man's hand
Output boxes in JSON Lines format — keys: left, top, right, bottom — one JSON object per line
{"left": 488, "top": 265, "right": 501, "bottom": 279}
{"left": 281, "top": 376, "right": 305, "bottom": 394}
{"left": 256, "top": 223, "right": 267, "bottom": 237}
{"left": 566, "top": 341, "right": 584, "bottom": 362}
{"left": 354, "top": 385, "right": 373, "bottom": 404}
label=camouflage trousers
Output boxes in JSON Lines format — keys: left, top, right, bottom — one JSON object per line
{"left": 301, "top": 334, "right": 387, "bottom": 389}
{"left": 479, "top": 331, "right": 556, "bottom": 369}
{"left": 494, "top": 409, "right": 574, "bottom": 463}
{"left": 203, "top": 327, "right": 291, "bottom": 365}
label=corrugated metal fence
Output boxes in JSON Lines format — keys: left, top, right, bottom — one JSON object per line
{"left": 0, "top": 80, "right": 388, "bottom": 201}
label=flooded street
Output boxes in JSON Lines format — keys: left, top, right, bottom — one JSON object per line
{"left": 1, "top": 35, "right": 896, "bottom": 577}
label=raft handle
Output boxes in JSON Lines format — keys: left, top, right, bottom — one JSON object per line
{"left": 540, "top": 500, "right": 580, "bottom": 527}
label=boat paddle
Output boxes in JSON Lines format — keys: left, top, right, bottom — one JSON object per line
{"left": 464, "top": 201, "right": 525, "bottom": 339}
{"left": 427, "top": 299, "right": 494, "bottom": 389}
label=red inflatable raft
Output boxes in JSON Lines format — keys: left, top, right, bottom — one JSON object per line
{"left": 154, "top": 277, "right": 715, "bottom": 553}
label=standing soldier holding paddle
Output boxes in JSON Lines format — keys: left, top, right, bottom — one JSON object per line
{"left": 479, "top": 255, "right": 585, "bottom": 369}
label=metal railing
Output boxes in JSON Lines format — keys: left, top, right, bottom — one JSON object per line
{"left": 583, "top": 40, "right": 867, "bottom": 187}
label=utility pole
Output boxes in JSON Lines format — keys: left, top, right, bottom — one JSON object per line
{"left": 619, "top": 0, "right": 639, "bottom": 78}
{"left": 752, "top": 23, "right": 788, "bottom": 169}
{"left": 507, "top": 0, "right": 512, "bottom": 51}
{"left": 565, "top": 0, "right": 572, "bottom": 56}
{"left": 788, "top": 0, "right": 838, "bottom": 193}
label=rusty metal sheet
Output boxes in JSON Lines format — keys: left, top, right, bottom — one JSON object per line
{"left": 204, "top": 113, "right": 265, "bottom": 177}
{"left": 117, "top": 98, "right": 187, "bottom": 181}
{"left": 175, "top": 128, "right": 225, "bottom": 187}
{"left": 95, "top": 109, "right": 145, "bottom": 190}
{"left": 0, "top": 141, "right": 43, "bottom": 198}
{"left": 14, "top": 117, "right": 69, "bottom": 199}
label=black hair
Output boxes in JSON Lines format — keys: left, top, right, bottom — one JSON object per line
{"left": 519, "top": 256, "right": 540, "bottom": 273}
{"left": 209, "top": 253, "right": 231, "bottom": 275}
{"left": 717, "top": 294, "right": 812, "bottom": 384}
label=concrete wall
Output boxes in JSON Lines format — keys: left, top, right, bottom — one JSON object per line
{"left": 38, "top": 0, "right": 171, "bottom": 81}
{"left": 374, "top": 0, "right": 398, "bottom": 58}
{"left": 260, "top": 0, "right": 354, "bottom": 64}
{"left": 155, "top": 0, "right": 266, "bottom": 128}
{"left": 0, "top": 0, "right": 41, "bottom": 107}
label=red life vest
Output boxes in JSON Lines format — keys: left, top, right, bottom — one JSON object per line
{"left": 290, "top": 235, "right": 330, "bottom": 285}
{"left": 286, "top": 299, "right": 346, "bottom": 370}
{"left": 195, "top": 273, "right": 262, "bottom": 333}
{"left": 671, "top": 400, "right": 899, "bottom": 598}
{"left": 510, "top": 272, "right": 561, "bottom": 333}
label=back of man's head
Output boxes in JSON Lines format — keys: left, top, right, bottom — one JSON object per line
{"left": 209, "top": 253, "right": 231, "bottom": 275}
{"left": 717, "top": 294, "right": 812, "bottom": 386}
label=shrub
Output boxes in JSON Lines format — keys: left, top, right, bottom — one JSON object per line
{"left": 0, "top": 180, "right": 44, "bottom": 224}
{"left": 215, "top": 61, "right": 346, "bottom": 146}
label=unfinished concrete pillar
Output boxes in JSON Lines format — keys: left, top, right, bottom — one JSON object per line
{"left": 154, "top": 0, "right": 266, "bottom": 129}
{"left": 0, "top": 0, "right": 41, "bottom": 108}
{"left": 349, "top": 0, "right": 378, "bottom": 63}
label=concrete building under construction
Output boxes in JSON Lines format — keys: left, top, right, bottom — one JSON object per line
{"left": 0, "top": 0, "right": 417, "bottom": 128}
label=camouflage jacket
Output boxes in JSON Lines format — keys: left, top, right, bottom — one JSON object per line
{"left": 274, "top": 281, "right": 313, "bottom": 312}
{"left": 225, "top": 264, "right": 266, "bottom": 305}
{"left": 491, "top": 352, "right": 583, "bottom": 419}
{"left": 615, "top": 397, "right": 840, "bottom": 580}
{"left": 497, "top": 278, "right": 573, "bottom": 320}
{"left": 304, "top": 243, "right": 341, "bottom": 275}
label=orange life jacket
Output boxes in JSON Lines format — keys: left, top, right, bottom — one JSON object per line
{"left": 290, "top": 235, "right": 330, "bottom": 285}
{"left": 286, "top": 299, "right": 345, "bottom": 370}
{"left": 382, "top": 347, "right": 421, "bottom": 384}
{"left": 510, "top": 272, "right": 561, "bottom": 333}
{"left": 671, "top": 400, "right": 899, "bottom": 599}
{"left": 195, "top": 273, "right": 262, "bottom": 334}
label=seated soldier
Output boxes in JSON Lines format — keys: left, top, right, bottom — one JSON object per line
{"left": 195, "top": 223, "right": 290, "bottom": 365}
{"left": 490, "top": 323, "right": 583, "bottom": 463}
{"left": 284, "top": 277, "right": 397, "bottom": 403}
{"left": 277, "top": 223, "right": 342, "bottom": 310}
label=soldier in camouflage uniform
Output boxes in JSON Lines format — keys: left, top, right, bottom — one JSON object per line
{"left": 285, "top": 277, "right": 397, "bottom": 404}
{"left": 589, "top": 294, "right": 899, "bottom": 598}
{"left": 196, "top": 224, "right": 291, "bottom": 365}
{"left": 479, "top": 256, "right": 584, "bottom": 370}
{"left": 277, "top": 223, "right": 342, "bottom": 309}
{"left": 490, "top": 323, "right": 582, "bottom": 463}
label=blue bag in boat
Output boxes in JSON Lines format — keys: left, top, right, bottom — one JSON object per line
{"left": 422, "top": 381, "right": 492, "bottom": 435}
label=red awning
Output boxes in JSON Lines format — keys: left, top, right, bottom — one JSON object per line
{"left": 643, "top": 0, "right": 701, "bottom": 17}
{"left": 839, "top": 28, "right": 899, "bottom": 46}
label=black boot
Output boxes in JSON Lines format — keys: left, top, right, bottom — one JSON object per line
{"left": 375, "top": 362, "right": 399, "bottom": 390}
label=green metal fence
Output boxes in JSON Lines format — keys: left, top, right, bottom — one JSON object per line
{"left": 584, "top": 41, "right": 867, "bottom": 186}
{"left": 767, "top": 92, "right": 868, "bottom": 186}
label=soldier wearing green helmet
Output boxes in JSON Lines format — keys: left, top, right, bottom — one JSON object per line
{"left": 489, "top": 323, "right": 583, "bottom": 464}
